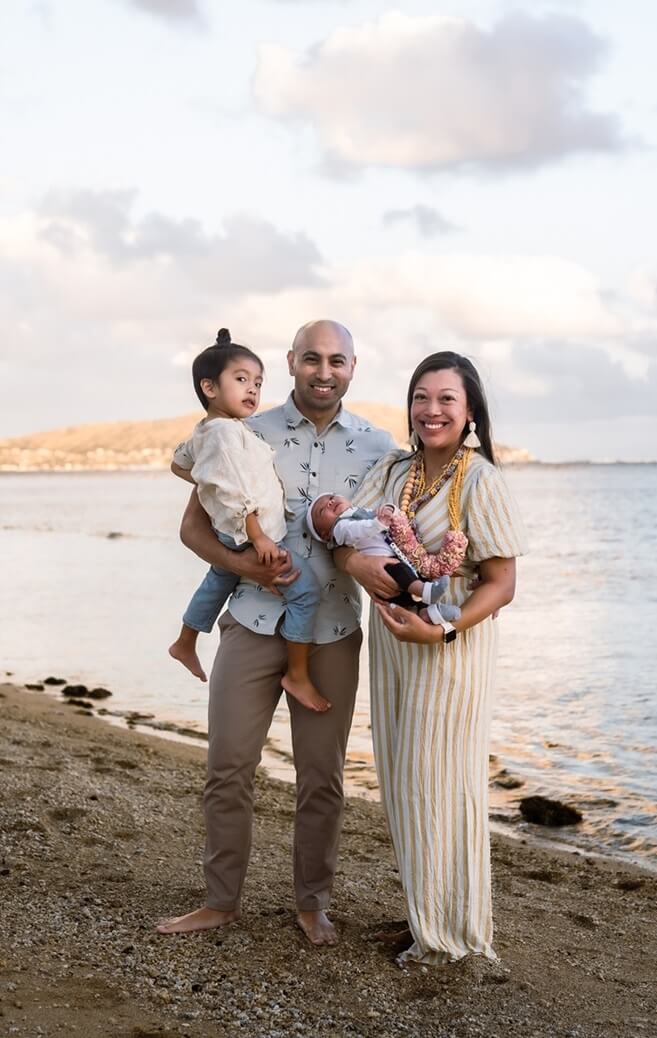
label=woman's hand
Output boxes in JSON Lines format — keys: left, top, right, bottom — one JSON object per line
{"left": 342, "top": 552, "right": 401, "bottom": 600}
{"left": 374, "top": 602, "right": 444, "bottom": 644}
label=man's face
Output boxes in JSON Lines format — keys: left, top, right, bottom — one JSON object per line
{"left": 311, "top": 494, "right": 351, "bottom": 540}
{"left": 287, "top": 324, "right": 356, "bottom": 417}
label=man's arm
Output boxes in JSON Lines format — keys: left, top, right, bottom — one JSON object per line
{"left": 180, "top": 490, "right": 297, "bottom": 589}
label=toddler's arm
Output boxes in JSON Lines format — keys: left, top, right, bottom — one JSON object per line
{"left": 245, "top": 513, "right": 286, "bottom": 567}
{"left": 171, "top": 460, "right": 196, "bottom": 484}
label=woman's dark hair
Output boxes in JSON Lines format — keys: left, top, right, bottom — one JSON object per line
{"left": 407, "top": 351, "right": 495, "bottom": 465}
{"left": 192, "top": 328, "right": 263, "bottom": 410}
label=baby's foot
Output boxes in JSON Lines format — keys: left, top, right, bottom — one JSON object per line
{"left": 419, "top": 607, "right": 432, "bottom": 625}
{"left": 425, "top": 575, "right": 449, "bottom": 604}
{"left": 281, "top": 673, "right": 331, "bottom": 713}
{"left": 168, "top": 641, "right": 207, "bottom": 682}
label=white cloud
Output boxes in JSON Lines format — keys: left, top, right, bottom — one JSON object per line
{"left": 382, "top": 205, "right": 460, "bottom": 238}
{"left": 1, "top": 199, "right": 654, "bottom": 437}
{"left": 254, "top": 11, "right": 626, "bottom": 172}
{"left": 38, "top": 189, "right": 323, "bottom": 293}
{"left": 125, "top": 0, "right": 204, "bottom": 23}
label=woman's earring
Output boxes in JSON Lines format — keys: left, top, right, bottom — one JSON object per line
{"left": 463, "top": 421, "right": 481, "bottom": 448}
{"left": 409, "top": 430, "right": 420, "bottom": 450}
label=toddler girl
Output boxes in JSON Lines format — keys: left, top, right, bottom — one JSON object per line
{"left": 169, "top": 329, "right": 329, "bottom": 713}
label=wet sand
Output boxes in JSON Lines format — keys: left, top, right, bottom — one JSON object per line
{"left": 1, "top": 682, "right": 655, "bottom": 1038}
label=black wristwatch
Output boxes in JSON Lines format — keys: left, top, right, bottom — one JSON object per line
{"left": 439, "top": 620, "right": 457, "bottom": 644}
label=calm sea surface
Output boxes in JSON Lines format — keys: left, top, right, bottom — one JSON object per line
{"left": 1, "top": 466, "right": 656, "bottom": 870}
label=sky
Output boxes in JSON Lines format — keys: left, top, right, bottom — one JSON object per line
{"left": 1, "top": 0, "right": 656, "bottom": 461}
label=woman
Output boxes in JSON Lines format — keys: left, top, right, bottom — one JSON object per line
{"left": 341, "top": 352, "right": 527, "bottom": 965}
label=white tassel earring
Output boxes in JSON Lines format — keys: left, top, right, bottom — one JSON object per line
{"left": 463, "top": 421, "right": 481, "bottom": 449}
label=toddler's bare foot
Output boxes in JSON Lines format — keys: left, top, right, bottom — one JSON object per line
{"left": 296, "top": 910, "right": 338, "bottom": 946}
{"left": 156, "top": 906, "right": 240, "bottom": 934}
{"left": 281, "top": 673, "right": 331, "bottom": 712}
{"left": 419, "top": 607, "right": 432, "bottom": 624}
{"left": 168, "top": 641, "right": 207, "bottom": 682}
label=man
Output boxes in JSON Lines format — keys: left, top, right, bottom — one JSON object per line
{"left": 157, "top": 320, "right": 397, "bottom": 945}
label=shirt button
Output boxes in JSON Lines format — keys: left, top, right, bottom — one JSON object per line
{"left": 311, "top": 471, "right": 316, "bottom": 477}
{"left": 313, "top": 442, "right": 318, "bottom": 447}
{"left": 302, "top": 532, "right": 308, "bottom": 538}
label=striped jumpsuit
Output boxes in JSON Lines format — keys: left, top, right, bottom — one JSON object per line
{"left": 353, "top": 450, "right": 528, "bottom": 964}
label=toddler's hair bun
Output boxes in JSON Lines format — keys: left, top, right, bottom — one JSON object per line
{"left": 215, "top": 328, "right": 231, "bottom": 347}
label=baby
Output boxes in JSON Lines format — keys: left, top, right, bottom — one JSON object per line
{"left": 306, "top": 494, "right": 461, "bottom": 626}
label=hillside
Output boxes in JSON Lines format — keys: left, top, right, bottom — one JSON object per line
{"left": 0, "top": 405, "right": 534, "bottom": 471}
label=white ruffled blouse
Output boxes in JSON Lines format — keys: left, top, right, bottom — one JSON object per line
{"left": 184, "top": 417, "right": 288, "bottom": 546}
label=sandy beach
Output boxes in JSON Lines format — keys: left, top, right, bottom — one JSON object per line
{"left": 1, "top": 682, "right": 655, "bottom": 1038}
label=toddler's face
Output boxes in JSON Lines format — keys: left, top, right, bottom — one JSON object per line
{"left": 311, "top": 494, "right": 351, "bottom": 540}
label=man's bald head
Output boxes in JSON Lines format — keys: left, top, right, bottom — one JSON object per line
{"left": 287, "top": 319, "right": 357, "bottom": 425}
{"left": 291, "top": 320, "right": 355, "bottom": 359}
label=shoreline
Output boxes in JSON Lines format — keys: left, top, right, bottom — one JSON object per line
{"left": 3, "top": 460, "right": 657, "bottom": 474}
{"left": 12, "top": 676, "right": 656, "bottom": 878}
{"left": 1, "top": 681, "right": 656, "bottom": 1038}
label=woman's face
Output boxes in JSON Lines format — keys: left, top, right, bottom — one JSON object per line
{"left": 410, "top": 368, "right": 472, "bottom": 456}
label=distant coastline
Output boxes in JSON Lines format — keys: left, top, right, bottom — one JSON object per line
{"left": 0, "top": 404, "right": 536, "bottom": 471}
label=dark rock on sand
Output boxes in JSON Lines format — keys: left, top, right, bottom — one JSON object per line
{"left": 25, "top": 683, "right": 45, "bottom": 691}
{"left": 64, "top": 698, "right": 95, "bottom": 709}
{"left": 519, "top": 795, "right": 582, "bottom": 827}
{"left": 61, "top": 685, "right": 112, "bottom": 700}
{"left": 88, "top": 687, "right": 112, "bottom": 700}
{"left": 493, "top": 769, "right": 525, "bottom": 790}
{"left": 44, "top": 677, "right": 67, "bottom": 685}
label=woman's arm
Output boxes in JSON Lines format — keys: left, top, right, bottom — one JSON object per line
{"left": 376, "top": 556, "right": 517, "bottom": 644}
{"left": 333, "top": 546, "right": 401, "bottom": 601}
{"left": 180, "top": 490, "right": 297, "bottom": 590}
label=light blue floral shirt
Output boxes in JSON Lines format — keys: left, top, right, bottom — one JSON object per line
{"left": 174, "top": 394, "right": 395, "bottom": 643}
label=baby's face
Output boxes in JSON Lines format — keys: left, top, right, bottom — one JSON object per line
{"left": 311, "top": 494, "right": 351, "bottom": 540}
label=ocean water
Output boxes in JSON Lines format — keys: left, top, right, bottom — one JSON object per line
{"left": 1, "top": 466, "right": 656, "bottom": 870}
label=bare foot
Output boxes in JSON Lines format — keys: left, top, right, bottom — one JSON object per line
{"left": 281, "top": 674, "right": 331, "bottom": 712}
{"left": 156, "top": 906, "right": 240, "bottom": 934}
{"left": 168, "top": 641, "right": 207, "bottom": 682}
{"left": 296, "top": 909, "right": 338, "bottom": 946}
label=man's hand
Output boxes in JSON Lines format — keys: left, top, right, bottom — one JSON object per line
{"left": 180, "top": 492, "right": 298, "bottom": 594}
{"left": 345, "top": 553, "right": 400, "bottom": 601}
{"left": 375, "top": 602, "right": 444, "bottom": 644}
{"left": 236, "top": 546, "right": 299, "bottom": 595}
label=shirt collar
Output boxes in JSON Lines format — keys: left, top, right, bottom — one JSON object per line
{"left": 283, "top": 392, "right": 353, "bottom": 432}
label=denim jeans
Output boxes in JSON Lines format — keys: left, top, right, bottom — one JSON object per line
{"left": 183, "top": 530, "right": 319, "bottom": 643}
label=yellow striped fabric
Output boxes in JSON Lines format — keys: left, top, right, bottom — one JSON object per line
{"left": 353, "top": 450, "right": 528, "bottom": 964}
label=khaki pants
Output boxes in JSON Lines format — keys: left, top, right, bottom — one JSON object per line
{"left": 203, "top": 613, "right": 362, "bottom": 911}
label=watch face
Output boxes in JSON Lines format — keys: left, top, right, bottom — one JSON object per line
{"left": 444, "top": 628, "right": 457, "bottom": 643}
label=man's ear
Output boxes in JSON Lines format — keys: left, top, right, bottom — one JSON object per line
{"left": 286, "top": 350, "right": 295, "bottom": 376}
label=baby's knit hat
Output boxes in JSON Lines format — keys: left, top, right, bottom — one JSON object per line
{"left": 305, "top": 494, "right": 332, "bottom": 542}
